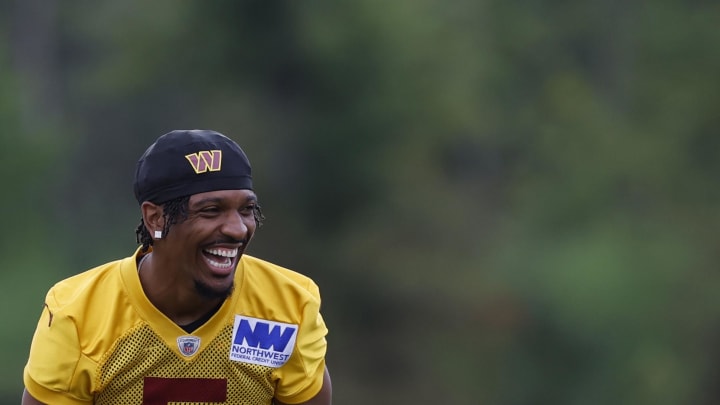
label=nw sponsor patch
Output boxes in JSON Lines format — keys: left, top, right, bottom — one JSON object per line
{"left": 177, "top": 335, "right": 201, "bottom": 357}
{"left": 229, "top": 315, "right": 297, "bottom": 368}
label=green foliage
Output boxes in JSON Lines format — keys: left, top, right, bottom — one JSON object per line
{"left": 2, "top": 1, "right": 719, "bottom": 404}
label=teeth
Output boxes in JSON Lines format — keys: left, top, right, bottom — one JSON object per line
{"left": 206, "top": 257, "right": 233, "bottom": 268}
{"left": 204, "top": 248, "right": 238, "bottom": 258}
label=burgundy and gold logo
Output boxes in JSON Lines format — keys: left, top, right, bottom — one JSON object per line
{"left": 185, "top": 150, "right": 222, "bottom": 174}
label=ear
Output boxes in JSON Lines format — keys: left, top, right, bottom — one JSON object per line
{"left": 141, "top": 201, "right": 165, "bottom": 238}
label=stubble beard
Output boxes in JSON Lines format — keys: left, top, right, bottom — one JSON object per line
{"left": 194, "top": 279, "right": 235, "bottom": 300}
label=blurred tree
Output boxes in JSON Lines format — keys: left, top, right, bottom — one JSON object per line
{"left": 3, "top": 0, "right": 720, "bottom": 404}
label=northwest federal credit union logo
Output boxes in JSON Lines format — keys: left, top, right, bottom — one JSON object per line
{"left": 229, "top": 315, "right": 297, "bottom": 368}
{"left": 185, "top": 150, "right": 222, "bottom": 174}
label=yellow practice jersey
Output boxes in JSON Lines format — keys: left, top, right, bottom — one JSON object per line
{"left": 24, "top": 249, "right": 328, "bottom": 405}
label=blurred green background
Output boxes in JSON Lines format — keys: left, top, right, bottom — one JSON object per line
{"left": 2, "top": 0, "right": 720, "bottom": 404}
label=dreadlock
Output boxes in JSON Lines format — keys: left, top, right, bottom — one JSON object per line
{"left": 135, "top": 195, "right": 266, "bottom": 252}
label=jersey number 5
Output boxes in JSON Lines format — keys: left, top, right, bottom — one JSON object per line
{"left": 143, "top": 377, "right": 227, "bottom": 405}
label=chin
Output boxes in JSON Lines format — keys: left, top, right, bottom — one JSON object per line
{"left": 194, "top": 280, "right": 234, "bottom": 300}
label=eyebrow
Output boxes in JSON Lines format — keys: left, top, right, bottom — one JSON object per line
{"left": 191, "top": 194, "right": 257, "bottom": 208}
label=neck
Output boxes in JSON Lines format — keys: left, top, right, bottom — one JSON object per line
{"left": 137, "top": 252, "right": 227, "bottom": 326}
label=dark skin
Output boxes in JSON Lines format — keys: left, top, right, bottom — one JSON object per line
{"left": 23, "top": 189, "right": 331, "bottom": 405}
{"left": 136, "top": 190, "right": 256, "bottom": 325}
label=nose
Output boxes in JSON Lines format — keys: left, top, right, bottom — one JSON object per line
{"left": 221, "top": 211, "right": 248, "bottom": 241}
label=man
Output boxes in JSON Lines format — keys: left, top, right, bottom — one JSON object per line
{"left": 22, "top": 129, "right": 331, "bottom": 404}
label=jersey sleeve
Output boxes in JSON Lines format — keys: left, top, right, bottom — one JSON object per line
{"left": 272, "top": 280, "right": 328, "bottom": 404}
{"left": 23, "top": 290, "right": 96, "bottom": 405}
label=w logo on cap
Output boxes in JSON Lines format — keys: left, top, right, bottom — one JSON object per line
{"left": 185, "top": 150, "right": 222, "bottom": 174}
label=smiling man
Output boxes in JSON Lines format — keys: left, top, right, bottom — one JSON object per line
{"left": 22, "top": 130, "right": 331, "bottom": 405}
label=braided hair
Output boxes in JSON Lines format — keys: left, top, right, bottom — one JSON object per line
{"left": 135, "top": 195, "right": 265, "bottom": 253}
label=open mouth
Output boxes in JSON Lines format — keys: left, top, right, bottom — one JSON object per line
{"left": 202, "top": 247, "right": 239, "bottom": 270}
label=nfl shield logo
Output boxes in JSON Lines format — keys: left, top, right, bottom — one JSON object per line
{"left": 177, "top": 336, "right": 201, "bottom": 357}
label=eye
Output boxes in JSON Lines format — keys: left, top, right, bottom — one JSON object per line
{"left": 240, "top": 203, "right": 256, "bottom": 215}
{"left": 199, "top": 206, "right": 221, "bottom": 216}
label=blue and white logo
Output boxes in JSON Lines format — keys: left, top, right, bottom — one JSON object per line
{"left": 177, "top": 335, "right": 201, "bottom": 357}
{"left": 229, "top": 315, "right": 298, "bottom": 367}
